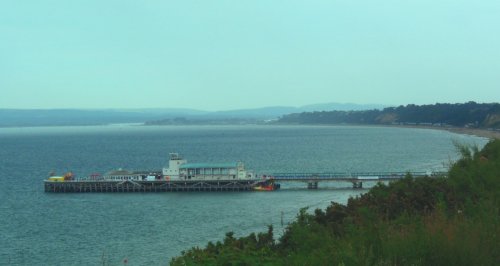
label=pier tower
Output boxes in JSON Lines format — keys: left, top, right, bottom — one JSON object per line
{"left": 162, "top": 153, "right": 187, "bottom": 180}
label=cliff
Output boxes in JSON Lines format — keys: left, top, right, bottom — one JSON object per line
{"left": 278, "top": 102, "right": 500, "bottom": 129}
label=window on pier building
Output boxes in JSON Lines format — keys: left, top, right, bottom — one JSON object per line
{"left": 213, "top": 168, "right": 221, "bottom": 175}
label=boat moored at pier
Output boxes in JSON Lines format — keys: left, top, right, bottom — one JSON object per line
{"left": 253, "top": 179, "right": 281, "bottom": 191}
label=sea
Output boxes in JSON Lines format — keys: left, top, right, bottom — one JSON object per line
{"left": 0, "top": 125, "right": 488, "bottom": 265}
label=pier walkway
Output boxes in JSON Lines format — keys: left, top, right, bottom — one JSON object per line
{"left": 268, "top": 171, "right": 447, "bottom": 189}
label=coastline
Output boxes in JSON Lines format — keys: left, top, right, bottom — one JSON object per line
{"left": 445, "top": 127, "right": 500, "bottom": 140}
{"left": 274, "top": 122, "right": 500, "bottom": 140}
{"left": 385, "top": 125, "right": 500, "bottom": 140}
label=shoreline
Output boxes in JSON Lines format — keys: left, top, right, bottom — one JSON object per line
{"left": 271, "top": 123, "right": 500, "bottom": 140}
{"left": 273, "top": 122, "right": 500, "bottom": 140}
{"left": 443, "top": 127, "right": 500, "bottom": 140}
{"left": 383, "top": 125, "right": 500, "bottom": 140}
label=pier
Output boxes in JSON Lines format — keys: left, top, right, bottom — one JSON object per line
{"left": 44, "top": 180, "right": 258, "bottom": 193}
{"left": 44, "top": 171, "right": 447, "bottom": 192}
{"left": 43, "top": 152, "right": 448, "bottom": 193}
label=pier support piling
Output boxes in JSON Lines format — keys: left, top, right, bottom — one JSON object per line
{"left": 307, "top": 182, "right": 318, "bottom": 189}
{"left": 352, "top": 181, "right": 363, "bottom": 189}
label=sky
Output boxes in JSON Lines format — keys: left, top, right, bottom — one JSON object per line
{"left": 1, "top": 1, "right": 499, "bottom": 111}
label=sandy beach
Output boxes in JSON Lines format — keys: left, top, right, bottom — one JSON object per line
{"left": 387, "top": 125, "right": 500, "bottom": 140}
{"left": 445, "top": 127, "right": 500, "bottom": 140}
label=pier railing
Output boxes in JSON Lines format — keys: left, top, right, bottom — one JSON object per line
{"left": 269, "top": 171, "right": 447, "bottom": 181}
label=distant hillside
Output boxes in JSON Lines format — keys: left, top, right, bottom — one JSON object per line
{"left": 299, "top": 102, "right": 386, "bottom": 112}
{"left": 278, "top": 102, "right": 500, "bottom": 129}
{"left": 0, "top": 108, "right": 206, "bottom": 127}
{"left": 145, "top": 103, "right": 385, "bottom": 125}
{"left": 0, "top": 103, "right": 385, "bottom": 127}
{"left": 208, "top": 103, "right": 386, "bottom": 119}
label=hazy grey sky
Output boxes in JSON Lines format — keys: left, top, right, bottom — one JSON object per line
{"left": 1, "top": 1, "right": 499, "bottom": 110}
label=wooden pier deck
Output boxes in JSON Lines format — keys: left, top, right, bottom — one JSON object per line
{"left": 44, "top": 180, "right": 259, "bottom": 193}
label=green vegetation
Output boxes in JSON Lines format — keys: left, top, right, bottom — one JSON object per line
{"left": 171, "top": 140, "right": 500, "bottom": 265}
{"left": 278, "top": 102, "right": 500, "bottom": 129}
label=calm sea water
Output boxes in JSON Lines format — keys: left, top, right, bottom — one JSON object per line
{"left": 0, "top": 125, "right": 488, "bottom": 265}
